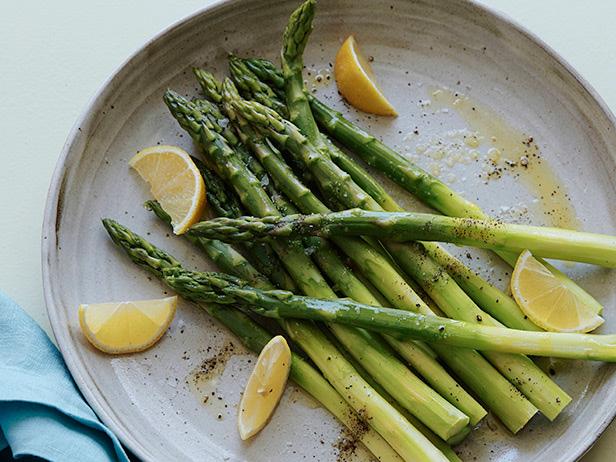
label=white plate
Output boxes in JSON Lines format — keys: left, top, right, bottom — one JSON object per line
{"left": 43, "top": 0, "right": 616, "bottom": 460}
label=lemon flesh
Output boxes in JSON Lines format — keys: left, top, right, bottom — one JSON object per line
{"left": 238, "top": 335, "right": 292, "bottom": 440}
{"left": 129, "top": 145, "right": 205, "bottom": 234}
{"left": 334, "top": 35, "right": 397, "bottom": 116}
{"left": 511, "top": 250, "right": 603, "bottom": 333}
{"left": 79, "top": 296, "right": 178, "bottom": 354}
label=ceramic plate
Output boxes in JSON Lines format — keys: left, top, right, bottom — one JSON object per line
{"left": 42, "top": 0, "right": 616, "bottom": 460}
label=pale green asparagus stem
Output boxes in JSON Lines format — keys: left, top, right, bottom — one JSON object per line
{"left": 190, "top": 209, "right": 616, "bottom": 267}
{"left": 324, "top": 331, "right": 465, "bottom": 457}
{"left": 161, "top": 266, "right": 616, "bottom": 362}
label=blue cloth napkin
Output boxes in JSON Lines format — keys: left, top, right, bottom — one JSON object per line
{"left": 0, "top": 291, "right": 129, "bottom": 462}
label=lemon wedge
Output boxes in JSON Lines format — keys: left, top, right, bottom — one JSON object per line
{"left": 238, "top": 335, "right": 292, "bottom": 440}
{"left": 78, "top": 296, "right": 178, "bottom": 354}
{"left": 511, "top": 250, "right": 603, "bottom": 333}
{"left": 129, "top": 145, "right": 205, "bottom": 234}
{"left": 334, "top": 35, "right": 397, "bottom": 116}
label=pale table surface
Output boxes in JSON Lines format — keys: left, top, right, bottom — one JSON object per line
{"left": 1, "top": 0, "right": 614, "bottom": 459}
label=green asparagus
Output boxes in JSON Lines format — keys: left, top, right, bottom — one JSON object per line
{"left": 189, "top": 209, "right": 616, "bottom": 267}
{"left": 148, "top": 196, "right": 462, "bottom": 458}
{"left": 229, "top": 55, "right": 288, "bottom": 117}
{"left": 158, "top": 265, "right": 616, "bottom": 362}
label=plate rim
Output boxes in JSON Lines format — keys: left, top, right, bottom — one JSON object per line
{"left": 41, "top": 1, "right": 616, "bottom": 460}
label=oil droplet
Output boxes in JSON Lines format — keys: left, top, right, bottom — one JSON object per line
{"left": 487, "top": 148, "right": 501, "bottom": 163}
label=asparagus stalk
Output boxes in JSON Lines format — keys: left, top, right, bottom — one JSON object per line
{"left": 281, "top": 0, "right": 320, "bottom": 141}
{"left": 230, "top": 95, "right": 571, "bottom": 423}
{"left": 219, "top": 78, "right": 488, "bottom": 427}
{"left": 242, "top": 57, "right": 286, "bottom": 91}
{"left": 190, "top": 209, "right": 616, "bottom": 267}
{"left": 102, "top": 219, "right": 405, "bottom": 462}
{"left": 165, "top": 91, "right": 469, "bottom": 445}
{"left": 157, "top": 265, "right": 616, "bottom": 362}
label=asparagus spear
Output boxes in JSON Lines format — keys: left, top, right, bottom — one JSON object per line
{"left": 324, "top": 330, "right": 465, "bottom": 457}
{"left": 242, "top": 57, "right": 286, "bottom": 91}
{"left": 155, "top": 264, "right": 616, "bottom": 362}
{"left": 164, "top": 91, "right": 469, "bottom": 445}
{"left": 281, "top": 0, "right": 319, "bottom": 141}
{"left": 190, "top": 209, "right": 616, "bottom": 267}
{"left": 218, "top": 78, "right": 489, "bottom": 427}
{"left": 230, "top": 95, "right": 571, "bottom": 423}
{"left": 102, "top": 219, "right": 405, "bottom": 462}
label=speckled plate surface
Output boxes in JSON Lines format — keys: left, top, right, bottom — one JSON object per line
{"left": 42, "top": 0, "right": 616, "bottom": 460}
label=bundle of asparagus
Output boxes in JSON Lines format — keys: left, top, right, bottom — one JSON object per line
{"left": 102, "top": 1, "right": 616, "bottom": 460}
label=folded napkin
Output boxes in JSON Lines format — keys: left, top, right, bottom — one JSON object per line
{"left": 0, "top": 291, "right": 129, "bottom": 462}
